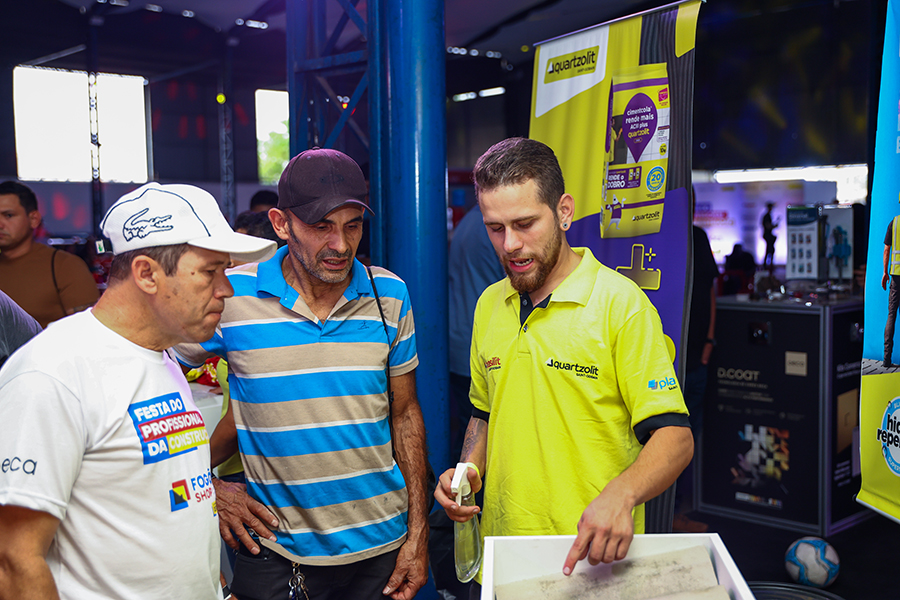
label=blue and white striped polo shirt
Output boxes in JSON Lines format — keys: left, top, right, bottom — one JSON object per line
{"left": 174, "top": 246, "right": 418, "bottom": 565}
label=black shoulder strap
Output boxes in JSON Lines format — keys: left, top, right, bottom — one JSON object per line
{"left": 366, "top": 266, "right": 396, "bottom": 457}
{"left": 366, "top": 267, "right": 391, "bottom": 345}
{"left": 366, "top": 266, "right": 393, "bottom": 404}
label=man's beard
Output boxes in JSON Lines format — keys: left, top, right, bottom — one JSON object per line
{"left": 288, "top": 225, "right": 353, "bottom": 284}
{"left": 501, "top": 226, "right": 563, "bottom": 294}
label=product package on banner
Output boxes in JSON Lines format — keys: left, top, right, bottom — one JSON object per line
{"left": 530, "top": 0, "right": 701, "bottom": 373}
{"left": 859, "top": 0, "right": 900, "bottom": 523}
{"left": 603, "top": 63, "right": 670, "bottom": 238}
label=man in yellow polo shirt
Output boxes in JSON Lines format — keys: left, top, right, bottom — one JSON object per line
{"left": 435, "top": 137, "right": 693, "bottom": 593}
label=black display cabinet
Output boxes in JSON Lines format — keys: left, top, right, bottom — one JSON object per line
{"left": 698, "top": 297, "right": 868, "bottom": 536}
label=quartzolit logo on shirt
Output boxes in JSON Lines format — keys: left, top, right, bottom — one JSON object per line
{"left": 545, "top": 356, "right": 599, "bottom": 380}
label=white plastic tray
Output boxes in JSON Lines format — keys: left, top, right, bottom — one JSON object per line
{"left": 482, "top": 533, "right": 755, "bottom": 600}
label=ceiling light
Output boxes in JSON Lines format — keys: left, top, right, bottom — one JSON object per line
{"left": 713, "top": 164, "right": 868, "bottom": 203}
{"left": 713, "top": 165, "right": 865, "bottom": 184}
{"left": 246, "top": 20, "right": 268, "bottom": 29}
{"left": 478, "top": 87, "right": 505, "bottom": 98}
{"left": 182, "top": 10, "right": 195, "bottom": 18}
{"left": 145, "top": 3, "right": 162, "bottom": 12}
{"left": 452, "top": 92, "right": 477, "bottom": 102}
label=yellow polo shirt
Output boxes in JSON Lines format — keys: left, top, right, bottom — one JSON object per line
{"left": 470, "top": 247, "right": 688, "bottom": 547}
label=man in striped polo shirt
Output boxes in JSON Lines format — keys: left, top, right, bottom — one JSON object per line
{"left": 174, "top": 149, "right": 430, "bottom": 600}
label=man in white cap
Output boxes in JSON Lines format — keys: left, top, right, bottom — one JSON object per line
{"left": 0, "top": 183, "right": 275, "bottom": 600}
{"left": 173, "top": 148, "right": 430, "bottom": 600}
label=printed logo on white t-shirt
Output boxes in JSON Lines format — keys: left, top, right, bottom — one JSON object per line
{"left": 128, "top": 392, "right": 209, "bottom": 464}
{"left": 170, "top": 468, "right": 217, "bottom": 515}
{"left": 170, "top": 479, "right": 191, "bottom": 511}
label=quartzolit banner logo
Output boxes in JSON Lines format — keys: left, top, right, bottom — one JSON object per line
{"left": 544, "top": 47, "right": 599, "bottom": 83}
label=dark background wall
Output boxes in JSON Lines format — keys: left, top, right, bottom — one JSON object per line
{"left": 0, "top": 0, "right": 888, "bottom": 185}
{"left": 148, "top": 79, "right": 259, "bottom": 182}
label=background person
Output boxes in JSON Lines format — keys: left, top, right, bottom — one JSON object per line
{"left": 0, "top": 181, "right": 99, "bottom": 327}
{"left": 234, "top": 210, "right": 284, "bottom": 249}
{"left": 249, "top": 189, "right": 278, "bottom": 213}
{"left": 0, "top": 289, "right": 41, "bottom": 368}
{"left": 673, "top": 211, "right": 719, "bottom": 532}
{"left": 447, "top": 204, "right": 505, "bottom": 459}
{"left": 762, "top": 202, "right": 779, "bottom": 270}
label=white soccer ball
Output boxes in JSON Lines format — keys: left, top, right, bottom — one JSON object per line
{"left": 784, "top": 536, "right": 840, "bottom": 588}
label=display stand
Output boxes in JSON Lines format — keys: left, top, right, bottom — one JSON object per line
{"left": 699, "top": 296, "right": 868, "bottom": 536}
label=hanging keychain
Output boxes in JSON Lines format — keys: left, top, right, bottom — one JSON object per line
{"left": 288, "top": 562, "right": 310, "bottom": 600}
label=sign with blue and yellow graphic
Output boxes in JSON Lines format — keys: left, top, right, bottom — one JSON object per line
{"left": 530, "top": 0, "right": 701, "bottom": 374}
{"left": 129, "top": 392, "right": 209, "bottom": 464}
{"left": 858, "top": 0, "right": 900, "bottom": 523}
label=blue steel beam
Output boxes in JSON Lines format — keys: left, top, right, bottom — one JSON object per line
{"left": 333, "top": 0, "right": 368, "bottom": 37}
{"left": 286, "top": 0, "right": 309, "bottom": 157}
{"left": 288, "top": 1, "right": 368, "bottom": 155}
{"left": 367, "top": 0, "right": 386, "bottom": 266}
{"left": 384, "top": 0, "right": 450, "bottom": 479}
{"left": 310, "top": 0, "right": 327, "bottom": 147}
{"left": 295, "top": 50, "right": 368, "bottom": 72}
{"left": 323, "top": 72, "right": 368, "bottom": 149}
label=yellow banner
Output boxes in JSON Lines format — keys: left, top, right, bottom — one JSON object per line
{"left": 530, "top": 1, "right": 700, "bottom": 225}
{"left": 529, "top": 0, "right": 701, "bottom": 374}
{"left": 858, "top": 376, "right": 900, "bottom": 517}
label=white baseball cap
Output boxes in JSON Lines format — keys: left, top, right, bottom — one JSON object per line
{"left": 101, "top": 183, "right": 277, "bottom": 264}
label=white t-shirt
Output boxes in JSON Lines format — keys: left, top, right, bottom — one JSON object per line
{"left": 0, "top": 310, "right": 221, "bottom": 600}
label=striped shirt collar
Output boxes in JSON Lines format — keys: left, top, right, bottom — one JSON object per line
{"left": 256, "top": 245, "right": 374, "bottom": 303}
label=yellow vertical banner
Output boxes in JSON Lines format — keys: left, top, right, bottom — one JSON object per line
{"left": 530, "top": 0, "right": 701, "bottom": 373}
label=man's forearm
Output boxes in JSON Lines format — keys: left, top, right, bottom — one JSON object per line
{"left": 389, "top": 374, "right": 430, "bottom": 540}
{"left": 392, "top": 406, "right": 429, "bottom": 541}
{"left": 0, "top": 506, "right": 62, "bottom": 600}
{"left": 0, "top": 558, "right": 60, "bottom": 600}
{"left": 460, "top": 416, "right": 488, "bottom": 476}
{"left": 603, "top": 425, "right": 693, "bottom": 508}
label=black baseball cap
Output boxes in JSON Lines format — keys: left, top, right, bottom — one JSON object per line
{"left": 277, "top": 148, "right": 372, "bottom": 224}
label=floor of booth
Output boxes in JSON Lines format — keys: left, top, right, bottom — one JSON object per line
{"left": 684, "top": 509, "right": 899, "bottom": 600}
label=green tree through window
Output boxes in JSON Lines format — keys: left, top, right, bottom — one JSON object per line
{"left": 258, "top": 120, "right": 289, "bottom": 184}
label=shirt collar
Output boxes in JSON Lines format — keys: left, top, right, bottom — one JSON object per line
{"left": 257, "top": 245, "right": 290, "bottom": 298}
{"left": 502, "top": 247, "right": 598, "bottom": 307}
{"left": 343, "top": 257, "right": 373, "bottom": 302}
